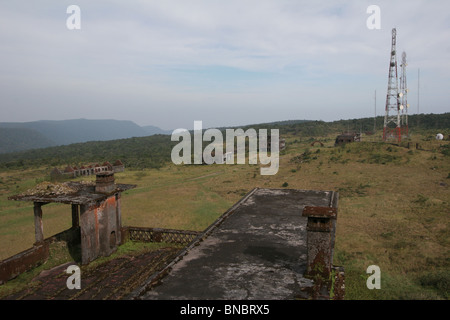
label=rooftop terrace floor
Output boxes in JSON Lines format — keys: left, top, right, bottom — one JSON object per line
{"left": 134, "top": 188, "right": 336, "bottom": 300}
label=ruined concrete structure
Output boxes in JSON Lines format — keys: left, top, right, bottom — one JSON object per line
{"left": 334, "top": 133, "right": 361, "bottom": 146}
{"left": 8, "top": 172, "right": 135, "bottom": 265}
{"left": 50, "top": 160, "right": 124, "bottom": 180}
{"left": 131, "top": 188, "right": 344, "bottom": 300}
{"left": 3, "top": 185, "right": 343, "bottom": 299}
{"left": 302, "top": 206, "right": 337, "bottom": 279}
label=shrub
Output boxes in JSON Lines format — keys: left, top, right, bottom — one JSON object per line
{"left": 440, "top": 144, "right": 450, "bottom": 156}
{"left": 412, "top": 194, "right": 429, "bottom": 205}
{"left": 369, "top": 153, "right": 398, "bottom": 164}
{"left": 418, "top": 271, "right": 450, "bottom": 299}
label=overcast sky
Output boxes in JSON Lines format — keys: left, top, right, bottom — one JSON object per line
{"left": 0, "top": 1, "right": 449, "bottom": 130}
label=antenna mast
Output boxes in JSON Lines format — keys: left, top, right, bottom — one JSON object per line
{"left": 417, "top": 68, "right": 420, "bottom": 127}
{"left": 374, "top": 90, "right": 377, "bottom": 133}
{"left": 399, "top": 51, "right": 409, "bottom": 138}
{"left": 418, "top": 68, "right": 420, "bottom": 114}
{"left": 383, "top": 28, "right": 401, "bottom": 142}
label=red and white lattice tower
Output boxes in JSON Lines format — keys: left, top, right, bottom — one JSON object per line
{"left": 383, "top": 28, "right": 402, "bottom": 142}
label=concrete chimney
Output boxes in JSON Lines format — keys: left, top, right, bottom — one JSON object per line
{"left": 302, "top": 206, "right": 337, "bottom": 279}
{"left": 95, "top": 171, "right": 116, "bottom": 194}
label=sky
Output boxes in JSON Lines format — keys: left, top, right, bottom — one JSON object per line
{"left": 0, "top": 0, "right": 449, "bottom": 130}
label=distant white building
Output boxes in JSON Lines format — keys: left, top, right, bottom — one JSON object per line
{"left": 224, "top": 152, "right": 233, "bottom": 163}
{"left": 215, "top": 152, "right": 234, "bottom": 164}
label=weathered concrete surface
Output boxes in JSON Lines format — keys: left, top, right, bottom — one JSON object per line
{"left": 80, "top": 194, "right": 122, "bottom": 264}
{"left": 1, "top": 246, "right": 181, "bottom": 300}
{"left": 138, "top": 188, "right": 336, "bottom": 300}
{"left": 0, "top": 243, "right": 49, "bottom": 285}
{"left": 8, "top": 181, "right": 135, "bottom": 205}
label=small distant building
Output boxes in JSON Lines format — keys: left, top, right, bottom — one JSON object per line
{"left": 214, "top": 152, "right": 234, "bottom": 164}
{"left": 103, "top": 161, "right": 113, "bottom": 171}
{"left": 224, "top": 152, "right": 233, "bottom": 163}
{"left": 280, "top": 138, "right": 286, "bottom": 151}
{"left": 267, "top": 136, "right": 286, "bottom": 151}
{"left": 112, "top": 160, "right": 125, "bottom": 172}
{"left": 50, "top": 160, "right": 125, "bottom": 180}
{"left": 50, "top": 168, "right": 63, "bottom": 181}
{"left": 334, "top": 133, "right": 360, "bottom": 146}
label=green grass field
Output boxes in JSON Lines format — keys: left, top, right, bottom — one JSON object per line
{"left": 0, "top": 132, "right": 449, "bottom": 299}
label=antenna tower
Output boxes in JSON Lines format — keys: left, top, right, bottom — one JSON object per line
{"left": 399, "top": 51, "right": 409, "bottom": 137}
{"left": 374, "top": 90, "right": 377, "bottom": 134}
{"left": 383, "top": 28, "right": 401, "bottom": 142}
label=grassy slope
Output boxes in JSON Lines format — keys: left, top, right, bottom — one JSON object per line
{"left": 0, "top": 131, "right": 449, "bottom": 299}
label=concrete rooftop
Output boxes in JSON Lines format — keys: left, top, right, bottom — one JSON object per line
{"left": 8, "top": 181, "right": 136, "bottom": 205}
{"left": 132, "top": 188, "right": 337, "bottom": 300}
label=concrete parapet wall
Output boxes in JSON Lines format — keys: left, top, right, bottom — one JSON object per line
{"left": 0, "top": 227, "right": 80, "bottom": 285}
{"left": 0, "top": 242, "right": 49, "bottom": 285}
{"left": 122, "top": 226, "right": 201, "bottom": 244}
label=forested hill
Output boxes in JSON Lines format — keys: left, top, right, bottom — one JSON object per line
{"left": 0, "top": 112, "right": 448, "bottom": 170}
{"left": 241, "top": 113, "right": 450, "bottom": 136}
{"left": 0, "top": 119, "right": 170, "bottom": 154}
{"left": 0, "top": 127, "right": 56, "bottom": 153}
{"left": 0, "top": 135, "right": 174, "bottom": 170}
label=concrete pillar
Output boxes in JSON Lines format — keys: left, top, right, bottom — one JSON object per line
{"left": 79, "top": 195, "right": 122, "bottom": 264}
{"left": 71, "top": 204, "right": 79, "bottom": 228}
{"left": 115, "top": 193, "right": 122, "bottom": 245}
{"left": 33, "top": 202, "right": 44, "bottom": 244}
{"left": 79, "top": 203, "right": 97, "bottom": 265}
{"left": 302, "top": 206, "right": 337, "bottom": 279}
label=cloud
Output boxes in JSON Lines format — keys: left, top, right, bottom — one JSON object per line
{"left": 0, "top": 0, "right": 449, "bottom": 128}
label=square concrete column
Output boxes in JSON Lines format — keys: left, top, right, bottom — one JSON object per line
{"left": 115, "top": 193, "right": 122, "bottom": 245}
{"left": 33, "top": 202, "right": 44, "bottom": 244}
{"left": 79, "top": 196, "right": 122, "bottom": 265}
{"left": 302, "top": 206, "right": 337, "bottom": 279}
{"left": 71, "top": 204, "right": 79, "bottom": 228}
{"left": 79, "top": 203, "right": 97, "bottom": 265}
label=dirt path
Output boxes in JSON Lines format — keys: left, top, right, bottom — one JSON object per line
{"left": 187, "top": 171, "right": 223, "bottom": 181}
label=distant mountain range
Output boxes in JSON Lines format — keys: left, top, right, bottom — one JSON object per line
{"left": 141, "top": 125, "right": 173, "bottom": 136}
{"left": 0, "top": 113, "right": 448, "bottom": 155}
{"left": 0, "top": 119, "right": 173, "bottom": 154}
